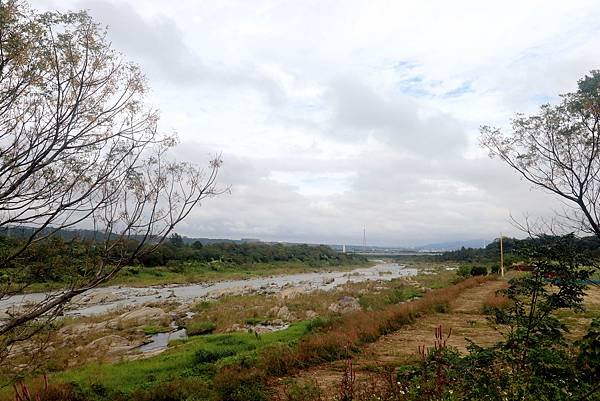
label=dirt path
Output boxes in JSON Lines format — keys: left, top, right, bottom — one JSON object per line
{"left": 273, "top": 279, "right": 507, "bottom": 398}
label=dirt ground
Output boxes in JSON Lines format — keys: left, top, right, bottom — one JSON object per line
{"left": 272, "top": 280, "right": 508, "bottom": 398}
{"left": 273, "top": 281, "right": 600, "bottom": 399}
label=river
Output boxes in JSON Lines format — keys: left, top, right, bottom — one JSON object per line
{"left": 0, "top": 262, "right": 417, "bottom": 317}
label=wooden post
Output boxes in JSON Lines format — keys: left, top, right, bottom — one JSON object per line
{"left": 500, "top": 233, "right": 504, "bottom": 277}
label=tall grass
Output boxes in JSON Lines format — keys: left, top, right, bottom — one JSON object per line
{"left": 259, "top": 276, "right": 493, "bottom": 376}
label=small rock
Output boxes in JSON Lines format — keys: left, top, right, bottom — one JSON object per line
{"left": 274, "top": 305, "right": 294, "bottom": 321}
{"left": 226, "top": 323, "right": 247, "bottom": 332}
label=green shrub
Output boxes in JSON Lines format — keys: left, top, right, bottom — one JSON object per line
{"left": 245, "top": 317, "right": 265, "bottom": 326}
{"left": 143, "top": 325, "right": 171, "bottom": 335}
{"left": 577, "top": 318, "right": 600, "bottom": 379}
{"left": 433, "top": 302, "right": 450, "bottom": 313}
{"left": 470, "top": 265, "right": 488, "bottom": 276}
{"left": 186, "top": 321, "right": 216, "bottom": 336}
{"left": 193, "top": 348, "right": 236, "bottom": 364}
{"left": 457, "top": 265, "right": 472, "bottom": 277}
{"left": 304, "top": 316, "right": 331, "bottom": 333}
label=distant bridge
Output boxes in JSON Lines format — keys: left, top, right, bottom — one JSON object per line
{"left": 353, "top": 251, "right": 441, "bottom": 257}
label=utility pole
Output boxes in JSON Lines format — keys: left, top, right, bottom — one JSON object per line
{"left": 500, "top": 233, "right": 504, "bottom": 277}
{"left": 362, "top": 227, "right": 366, "bottom": 248}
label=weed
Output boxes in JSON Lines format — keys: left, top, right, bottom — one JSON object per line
{"left": 280, "top": 379, "right": 323, "bottom": 401}
{"left": 480, "top": 291, "right": 510, "bottom": 315}
{"left": 338, "top": 358, "right": 356, "bottom": 401}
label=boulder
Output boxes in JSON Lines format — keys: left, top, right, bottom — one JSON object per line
{"left": 108, "top": 306, "right": 170, "bottom": 328}
{"left": 59, "top": 322, "right": 107, "bottom": 336}
{"left": 268, "top": 305, "right": 294, "bottom": 321}
{"left": 74, "top": 290, "right": 125, "bottom": 305}
{"left": 328, "top": 296, "right": 362, "bottom": 314}
{"left": 277, "top": 287, "right": 304, "bottom": 299}
{"left": 84, "top": 335, "right": 136, "bottom": 354}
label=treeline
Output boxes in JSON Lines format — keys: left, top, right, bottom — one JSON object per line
{"left": 138, "top": 234, "right": 367, "bottom": 267}
{"left": 438, "top": 235, "right": 600, "bottom": 263}
{"left": 0, "top": 234, "right": 367, "bottom": 284}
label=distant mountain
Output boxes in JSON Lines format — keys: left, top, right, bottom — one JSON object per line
{"left": 414, "top": 239, "right": 490, "bottom": 252}
{"left": 0, "top": 226, "right": 492, "bottom": 253}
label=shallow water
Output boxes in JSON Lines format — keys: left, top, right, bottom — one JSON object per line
{"left": 0, "top": 263, "right": 416, "bottom": 317}
{"left": 139, "top": 328, "right": 188, "bottom": 352}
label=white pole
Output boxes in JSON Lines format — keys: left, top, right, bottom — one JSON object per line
{"left": 500, "top": 233, "right": 504, "bottom": 277}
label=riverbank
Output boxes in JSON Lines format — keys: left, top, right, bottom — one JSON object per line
{"left": 0, "top": 261, "right": 464, "bottom": 400}
{"left": 7, "top": 260, "right": 374, "bottom": 294}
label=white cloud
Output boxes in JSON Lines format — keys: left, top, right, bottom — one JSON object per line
{"left": 32, "top": 0, "right": 600, "bottom": 246}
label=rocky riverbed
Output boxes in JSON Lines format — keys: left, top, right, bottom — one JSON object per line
{"left": 0, "top": 262, "right": 416, "bottom": 317}
{"left": 1, "top": 263, "right": 418, "bottom": 364}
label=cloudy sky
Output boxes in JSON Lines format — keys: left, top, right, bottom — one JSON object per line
{"left": 34, "top": 0, "right": 600, "bottom": 246}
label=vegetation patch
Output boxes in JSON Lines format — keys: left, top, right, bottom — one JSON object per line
{"left": 185, "top": 321, "right": 217, "bottom": 336}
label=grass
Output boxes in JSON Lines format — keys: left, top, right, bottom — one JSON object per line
{"left": 480, "top": 283, "right": 510, "bottom": 314}
{"left": 142, "top": 325, "right": 172, "bottom": 335}
{"left": 7, "top": 322, "right": 311, "bottom": 400}
{"left": 183, "top": 279, "right": 425, "bottom": 333}
{"left": 113, "top": 260, "right": 373, "bottom": 287}
{"left": 358, "top": 286, "right": 422, "bottom": 310}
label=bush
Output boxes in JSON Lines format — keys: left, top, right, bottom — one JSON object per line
{"left": 186, "top": 321, "right": 216, "bottom": 336}
{"left": 128, "top": 378, "right": 209, "bottom": 401}
{"left": 433, "top": 302, "right": 450, "bottom": 313}
{"left": 257, "top": 343, "right": 296, "bottom": 376}
{"left": 457, "top": 265, "right": 472, "bottom": 277}
{"left": 193, "top": 348, "right": 235, "bottom": 364}
{"left": 212, "top": 366, "right": 268, "bottom": 401}
{"left": 470, "top": 265, "right": 488, "bottom": 276}
{"left": 282, "top": 380, "right": 323, "bottom": 401}
{"left": 40, "top": 383, "right": 87, "bottom": 401}
{"left": 577, "top": 318, "right": 600, "bottom": 379}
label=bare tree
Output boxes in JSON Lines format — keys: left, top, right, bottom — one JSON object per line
{"left": 481, "top": 71, "right": 600, "bottom": 239}
{"left": 0, "top": 1, "right": 223, "bottom": 356}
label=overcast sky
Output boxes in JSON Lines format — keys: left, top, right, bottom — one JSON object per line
{"left": 33, "top": 0, "right": 600, "bottom": 246}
